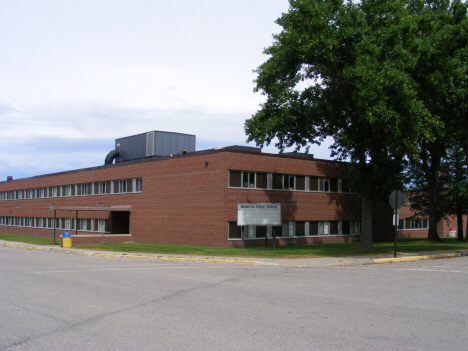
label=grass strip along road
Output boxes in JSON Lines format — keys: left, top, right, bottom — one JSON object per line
{"left": 1, "top": 232, "right": 468, "bottom": 258}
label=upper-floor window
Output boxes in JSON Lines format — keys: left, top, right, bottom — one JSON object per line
{"left": 135, "top": 178, "right": 142, "bottom": 192}
{"left": 228, "top": 170, "right": 348, "bottom": 193}
{"left": 229, "top": 171, "right": 267, "bottom": 189}
{"left": 120, "top": 180, "right": 127, "bottom": 193}
{"left": 0, "top": 177, "right": 138, "bottom": 201}
{"left": 318, "top": 178, "right": 329, "bottom": 192}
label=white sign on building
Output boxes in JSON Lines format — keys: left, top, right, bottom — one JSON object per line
{"left": 237, "top": 203, "right": 282, "bottom": 226}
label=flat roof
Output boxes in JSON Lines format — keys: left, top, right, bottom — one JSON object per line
{"left": 1, "top": 147, "right": 346, "bottom": 184}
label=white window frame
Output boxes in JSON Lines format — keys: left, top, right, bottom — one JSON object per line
{"left": 282, "top": 221, "right": 295, "bottom": 237}
{"left": 135, "top": 178, "right": 142, "bottom": 192}
{"left": 319, "top": 178, "right": 330, "bottom": 192}
{"left": 318, "top": 221, "right": 330, "bottom": 235}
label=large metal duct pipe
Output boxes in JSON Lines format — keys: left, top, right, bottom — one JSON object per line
{"left": 104, "top": 149, "right": 121, "bottom": 165}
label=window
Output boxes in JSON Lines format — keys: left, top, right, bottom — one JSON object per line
{"left": 318, "top": 221, "right": 330, "bottom": 235}
{"left": 79, "top": 219, "right": 93, "bottom": 231}
{"left": 245, "top": 225, "right": 256, "bottom": 238}
{"left": 330, "top": 221, "right": 339, "bottom": 235}
{"left": 319, "top": 178, "right": 329, "bottom": 192}
{"left": 62, "top": 185, "right": 71, "bottom": 197}
{"left": 272, "top": 174, "right": 283, "bottom": 190}
{"left": 228, "top": 223, "right": 268, "bottom": 239}
{"left": 283, "top": 176, "right": 295, "bottom": 190}
{"left": 256, "top": 226, "right": 267, "bottom": 237}
{"left": 126, "top": 179, "right": 133, "bottom": 192}
{"left": 63, "top": 218, "right": 71, "bottom": 230}
{"left": 400, "top": 219, "right": 429, "bottom": 230}
{"left": 310, "top": 177, "right": 319, "bottom": 191}
{"left": 97, "top": 219, "right": 109, "bottom": 232}
{"left": 282, "top": 221, "right": 295, "bottom": 237}
{"left": 398, "top": 220, "right": 405, "bottom": 230}
{"left": 296, "top": 176, "right": 305, "bottom": 191}
{"left": 229, "top": 171, "right": 241, "bottom": 187}
{"left": 229, "top": 171, "right": 266, "bottom": 189}
{"left": 296, "top": 222, "right": 306, "bottom": 236}
{"left": 256, "top": 173, "right": 267, "bottom": 189}
{"left": 119, "top": 180, "right": 127, "bottom": 193}
{"left": 330, "top": 178, "right": 339, "bottom": 192}
{"left": 309, "top": 222, "right": 319, "bottom": 235}
{"left": 135, "top": 178, "right": 142, "bottom": 192}
{"left": 97, "top": 182, "right": 107, "bottom": 194}
{"left": 242, "top": 172, "right": 255, "bottom": 188}
{"left": 350, "top": 221, "right": 360, "bottom": 234}
{"left": 81, "top": 184, "right": 88, "bottom": 196}
{"left": 228, "top": 222, "right": 241, "bottom": 239}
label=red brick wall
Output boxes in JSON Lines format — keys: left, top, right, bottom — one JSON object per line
{"left": 1, "top": 150, "right": 373, "bottom": 247}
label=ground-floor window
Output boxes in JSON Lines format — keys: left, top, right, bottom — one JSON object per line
{"left": 228, "top": 220, "right": 361, "bottom": 239}
{"left": 398, "top": 219, "right": 428, "bottom": 230}
{"left": 0, "top": 216, "right": 109, "bottom": 233}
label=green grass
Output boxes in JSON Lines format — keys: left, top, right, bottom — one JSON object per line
{"left": 0, "top": 232, "right": 59, "bottom": 245}
{"left": 2, "top": 232, "right": 467, "bottom": 258}
{"left": 73, "top": 239, "right": 468, "bottom": 258}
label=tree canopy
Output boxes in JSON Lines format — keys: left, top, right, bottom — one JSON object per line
{"left": 245, "top": 0, "right": 468, "bottom": 247}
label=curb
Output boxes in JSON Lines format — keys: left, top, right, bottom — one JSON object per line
{"left": 373, "top": 252, "right": 461, "bottom": 264}
{"left": 79, "top": 252, "right": 261, "bottom": 265}
{"left": 1, "top": 243, "right": 260, "bottom": 265}
{"left": 2, "top": 242, "right": 465, "bottom": 267}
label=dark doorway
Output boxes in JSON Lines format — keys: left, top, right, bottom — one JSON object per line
{"left": 110, "top": 211, "right": 130, "bottom": 234}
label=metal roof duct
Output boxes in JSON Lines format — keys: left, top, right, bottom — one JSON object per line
{"left": 107, "top": 131, "right": 196, "bottom": 164}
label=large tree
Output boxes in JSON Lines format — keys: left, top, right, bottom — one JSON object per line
{"left": 405, "top": 0, "right": 468, "bottom": 241}
{"left": 245, "top": 0, "right": 435, "bottom": 248}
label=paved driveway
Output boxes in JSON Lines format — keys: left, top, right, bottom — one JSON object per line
{"left": 1, "top": 244, "right": 468, "bottom": 350}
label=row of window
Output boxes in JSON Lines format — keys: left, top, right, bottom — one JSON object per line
{"left": 228, "top": 220, "right": 361, "bottom": 239}
{"left": 398, "top": 219, "right": 429, "bottom": 230}
{"left": 0, "top": 216, "right": 110, "bottom": 233}
{"left": 228, "top": 171, "right": 351, "bottom": 193}
{"left": 0, "top": 178, "right": 142, "bottom": 201}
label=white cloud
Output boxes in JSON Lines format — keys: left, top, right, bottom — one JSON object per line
{"left": 0, "top": 0, "right": 336, "bottom": 181}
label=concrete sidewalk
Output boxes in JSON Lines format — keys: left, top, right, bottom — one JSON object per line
{"left": 2, "top": 239, "right": 468, "bottom": 268}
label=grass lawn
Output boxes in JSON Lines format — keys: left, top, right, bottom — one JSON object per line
{"left": 0, "top": 232, "right": 59, "bottom": 246}
{"left": 2, "top": 232, "right": 467, "bottom": 258}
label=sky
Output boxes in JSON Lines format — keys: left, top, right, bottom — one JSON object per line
{"left": 0, "top": 0, "right": 334, "bottom": 181}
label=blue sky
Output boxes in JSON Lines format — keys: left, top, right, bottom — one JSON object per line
{"left": 0, "top": 0, "right": 333, "bottom": 181}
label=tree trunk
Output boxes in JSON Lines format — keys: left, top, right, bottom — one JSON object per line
{"left": 457, "top": 210, "right": 464, "bottom": 241}
{"left": 427, "top": 195, "right": 441, "bottom": 241}
{"left": 360, "top": 196, "right": 373, "bottom": 249}
{"left": 425, "top": 155, "right": 442, "bottom": 241}
{"left": 466, "top": 218, "right": 468, "bottom": 243}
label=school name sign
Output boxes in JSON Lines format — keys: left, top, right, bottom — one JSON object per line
{"left": 237, "top": 203, "right": 282, "bottom": 226}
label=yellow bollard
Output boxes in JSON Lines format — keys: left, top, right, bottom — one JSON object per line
{"left": 62, "top": 232, "right": 72, "bottom": 248}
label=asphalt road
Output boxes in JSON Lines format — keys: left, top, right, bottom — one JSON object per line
{"left": 1, "top": 245, "right": 468, "bottom": 351}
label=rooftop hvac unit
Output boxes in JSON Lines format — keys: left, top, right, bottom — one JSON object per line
{"left": 105, "top": 131, "right": 196, "bottom": 164}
